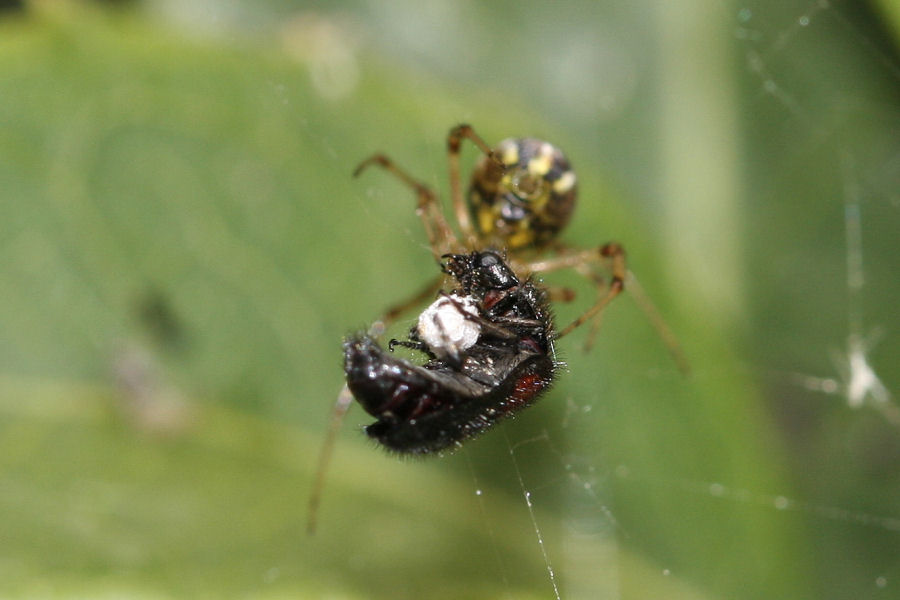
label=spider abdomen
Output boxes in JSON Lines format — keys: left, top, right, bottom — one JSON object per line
{"left": 469, "top": 137, "right": 577, "bottom": 250}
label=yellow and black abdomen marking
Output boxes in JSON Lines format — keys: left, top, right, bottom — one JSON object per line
{"left": 468, "top": 137, "right": 577, "bottom": 250}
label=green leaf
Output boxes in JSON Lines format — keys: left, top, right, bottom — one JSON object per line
{"left": 0, "top": 6, "right": 856, "bottom": 598}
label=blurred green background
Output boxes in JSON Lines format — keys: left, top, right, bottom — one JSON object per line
{"left": 1, "top": 0, "right": 898, "bottom": 598}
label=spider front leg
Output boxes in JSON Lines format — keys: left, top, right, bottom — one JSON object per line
{"left": 522, "top": 242, "right": 691, "bottom": 374}
{"left": 547, "top": 242, "right": 626, "bottom": 340}
{"left": 446, "top": 124, "right": 503, "bottom": 248}
{"left": 306, "top": 280, "right": 446, "bottom": 535}
{"left": 381, "top": 276, "right": 444, "bottom": 327}
{"left": 571, "top": 261, "right": 615, "bottom": 352}
{"left": 307, "top": 271, "right": 453, "bottom": 534}
{"left": 307, "top": 382, "right": 354, "bottom": 534}
{"left": 354, "top": 153, "right": 459, "bottom": 258}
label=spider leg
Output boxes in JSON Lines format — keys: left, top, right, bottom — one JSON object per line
{"left": 354, "top": 154, "right": 459, "bottom": 258}
{"left": 523, "top": 242, "right": 625, "bottom": 340}
{"left": 447, "top": 124, "right": 503, "bottom": 248}
{"left": 307, "top": 382, "right": 354, "bottom": 534}
{"left": 381, "top": 275, "right": 444, "bottom": 326}
{"left": 517, "top": 243, "right": 621, "bottom": 275}
{"left": 621, "top": 271, "right": 692, "bottom": 375}
{"left": 545, "top": 286, "right": 576, "bottom": 304}
{"left": 571, "top": 261, "right": 607, "bottom": 352}
{"left": 521, "top": 242, "right": 690, "bottom": 374}
{"left": 306, "top": 276, "right": 448, "bottom": 534}
{"left": 531, "top": 242, "right": 629, "bottom": 351}
{"left": 553, "top": 244, "right": 625, "bottom": 342}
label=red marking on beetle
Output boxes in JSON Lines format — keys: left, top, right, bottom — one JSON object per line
{"left": 510, "top": 373, "right": 547, "bottom": 404}
{"left": 482, "top": 289, "right": 505, "bottom": 311}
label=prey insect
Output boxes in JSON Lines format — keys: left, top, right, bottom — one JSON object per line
{"left": 347, "top": 250, "right": 556, "bottom": 455}
{"left": 306, "top": 125, "right": 687, "bottom": 532}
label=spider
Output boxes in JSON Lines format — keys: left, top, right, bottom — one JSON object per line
{"left": 306, "top": 124, "right": 687, "bottom": 532}
{"left": 354, "top": 126, "right": 619, "bottom": 339}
